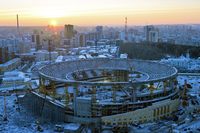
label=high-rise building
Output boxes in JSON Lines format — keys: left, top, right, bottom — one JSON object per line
{"left": 0, "top": 38, "right": 21, "bottom": 63}
{"left": 31, "top": 35, "right": 35, "bottom": 43}
{"left": 96, "top": 26, "right": 103, "bottom": 33}
{"left": 96, "top": 26, "right": 103, "bottom": 41}
{"left": 61, "top": 33, "right": 86, "bottom": 48}
{"left": 0, "top": 47, "right": 8, "bottom": 63}
{"left": 144, "top": 25, "right": 159, "bottom": 43}
{"left": 64, "top": 24, "right": 74, "bottom": 39}
{"left": 32, "top": 30, "right": 42, "bottom": 51}
{"left": 79, "top": 34, "right": 86, "bottom": 47}
{"left": 35, "top": 34, "right": 41, "bottom": 50}
{"left": 149, "top": 30, "right": 159, "bottom": 43}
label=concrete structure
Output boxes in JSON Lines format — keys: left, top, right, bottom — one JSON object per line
{"left": 35, "top": 34, "right": 41, "bottom": 50}
{"left": 0, "top": 38, "right": 21, "bottom": 63}
{"left": 83, "top": 26, "right": 104, "bottom": 46}
{"left": 34, "top": 50, "right": 58, "bottom": 62}
{"left": 0, "top": 47, "right": 9, "bottom": 63}
{"left": 21, "top": 58, "right": 180, "bottom": 130}
{"left": 102, "top": 98, "right": 179, "bottom": 126}
{"left": 0, "top": 58, "right": 21, "bottom": 73}
{"left": 144, "top": 25, "right": 159, "bottom": 43}
{"left": 64, "top": 24, "right": 74, "bottom": 39}
{"left": 0, "top": 71, "right": 31, "bottom": 91}
{"left": 96, "top": 26, "right": 103, "bottom": 41}
{"left": 61, "top": 25, "right": 86, "bottom": 48}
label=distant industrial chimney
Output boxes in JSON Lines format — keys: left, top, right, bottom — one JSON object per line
{"left": 16, "top": 14, "right": 20, "bottom": 36}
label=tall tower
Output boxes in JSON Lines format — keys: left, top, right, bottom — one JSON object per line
{"left": 16, "top": 14, "right": 20, "bottom": 37}
{"left": 125, "top": 17, "right": 128, "bottom": 41}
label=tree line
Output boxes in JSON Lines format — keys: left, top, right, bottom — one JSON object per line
{"left": 119, "top": 42, "right": 200, "bottom": 60}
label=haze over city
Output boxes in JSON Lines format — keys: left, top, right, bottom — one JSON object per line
{"left": 0, "top": 0, "right": 200, "bottom": 26}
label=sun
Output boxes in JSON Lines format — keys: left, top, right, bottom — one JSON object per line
{"left": 50, "top": 20, "right": 57, "bottom": 26}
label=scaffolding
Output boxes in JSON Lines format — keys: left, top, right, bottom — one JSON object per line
{"left": 182, "top": 80, "right": 188, "bottom": 107}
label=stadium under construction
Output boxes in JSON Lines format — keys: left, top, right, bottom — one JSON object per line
{"left": 20, "top": 58, "right": 180, "bottom": 131}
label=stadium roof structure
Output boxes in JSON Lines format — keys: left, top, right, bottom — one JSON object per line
{"left": 39, "top": 58, "right": 178, "bottom": 85}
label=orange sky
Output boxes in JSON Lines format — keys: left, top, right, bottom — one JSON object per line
{"left": 0, "top": 0, "right": 200, "bottom": 26}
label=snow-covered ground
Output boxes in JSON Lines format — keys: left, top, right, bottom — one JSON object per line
{"left": 177, "top": 75, "right": 200, "bottom": 89}
{"left": 0, "top": 95, "right": 55, "bottom": 133}
{"left": 175, "top": 75, "right": 200, "bottom": 133}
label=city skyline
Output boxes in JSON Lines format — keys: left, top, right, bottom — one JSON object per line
{"left": 0, "top": 0, "right": 200, "bottom": 26}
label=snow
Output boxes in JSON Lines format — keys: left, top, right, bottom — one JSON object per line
{"left": 2, "top": 72, "right": 31, "bottom": 83}
{"left": 0, "top": 71, "right": 32, "bottom": 91}
{"left": 0, "top": 85, "right": 26, "bottom": 91}
{"left": 160, "top": 56, "right": 200, "bottom": 71}
{"left": 120, "top": 53, "right": 128, "bottom": 59}
{"left": 0, "top": 95, "right": 57, "bottom": 133}
{"left": 64, "top": 123, "right": 81, "bottom": 131}
{"left": 177, "top": 75, "right": 200, "bottom": 92}
{"left": 98, "top": 55, "right": 107, "bottom": 58}
{"left": 79, "top": 55, "right": 86, "bottom": 59}
{"left": 0, "top": 95, "right": 37, "bottom": 133}
{"left": 55, "top": 56, "right": 63, "bottom": 63}
{"left": 0, "top": 58, "right": 21, "bottom": 67}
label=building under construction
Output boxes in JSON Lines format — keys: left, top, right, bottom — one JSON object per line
{"left": 20, "top": 58, "right": 180, "bottom": 131}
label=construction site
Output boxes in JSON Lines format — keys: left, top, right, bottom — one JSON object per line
{"left": 15, "top": 58, "right": 181, "bottom": 132}
{"left": 0, "top": 3, "right": 200, "bottom": 132}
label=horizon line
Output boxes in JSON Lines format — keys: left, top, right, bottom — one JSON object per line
{"left": 0, "top": 23, "right": 200, "bottom": 27}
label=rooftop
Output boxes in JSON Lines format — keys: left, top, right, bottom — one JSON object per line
{"left": 39, "top": 58, "right": 177, "bottom": 85}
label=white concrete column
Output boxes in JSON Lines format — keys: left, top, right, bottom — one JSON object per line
{"left": 73, "top": 84, "right": 78, "bottom": 116}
